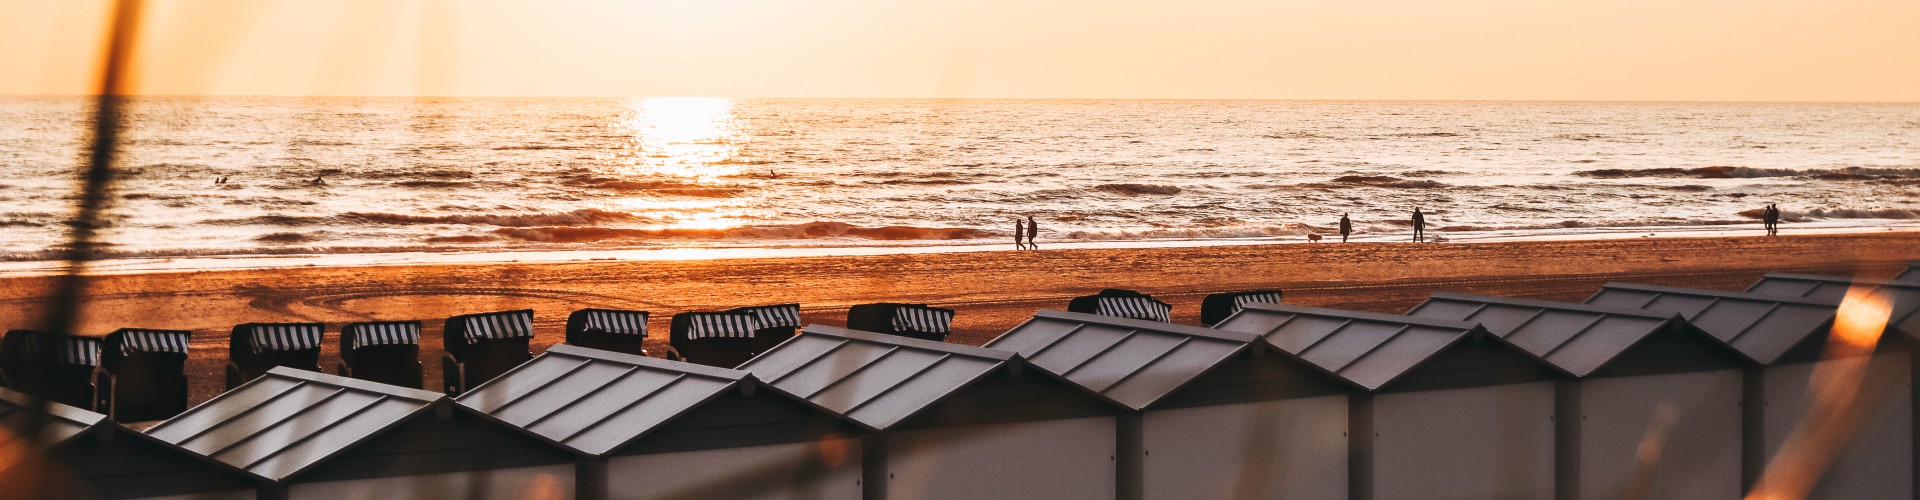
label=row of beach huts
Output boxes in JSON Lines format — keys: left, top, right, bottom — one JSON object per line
{"left": 0, "top": 265, "right": 1917, "bottom": 499}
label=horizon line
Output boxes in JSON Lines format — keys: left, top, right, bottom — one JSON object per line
{"left": 2, "top": 93, "right": 1917, "bottom": 106}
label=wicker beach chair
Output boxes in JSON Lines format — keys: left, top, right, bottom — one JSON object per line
{"left": 729, "top": 303, "right": 803, "bottom": 355}
{"left": 565, "top": 308, "right": 650, "bottom": 356}
{"left": 226, "top": 322, "right": 324, "bottom": 389}
{"left": 1067, "top": 289, "right": 1174, "bottom": 323}
{"left": 847, "top": 302, "right": 956, "bottom": 342}
{"left": 0, "top": 329, "right": 102, "bottom": 410}
{"left": 1199, "top": 289, "right": 1284, "bottom": 326}
{"left": 667, "top": 311, "right": 762, "bottom": 368}
{"left": 441, "top": 309, "right": 534, "bottom": 396}
{"left": 99, "top": 328, "right": 191, "bottom": 421}
{"left": 336, "top": 320, "right": 423, "bottom": 389}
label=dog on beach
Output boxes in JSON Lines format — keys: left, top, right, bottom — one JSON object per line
{"left": 1307, "top": 234, "right": 1322, "bottom": 243}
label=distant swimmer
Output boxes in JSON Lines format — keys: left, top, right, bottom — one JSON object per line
{"left": 309, "top": 175, "right": 326, "bottom": 186}
{"left": 1339, "top": 213, "right": 1352, "bottom": 243}
{"left": 215, "top": 176, "right": 228, "bottom": 184}
{"left": 1026, "top": 216, "right": 1039, "bottom": 250}
{"left": 1412, "top": 207, "right": 1426, "bottom": 243}
{"left": 1014, "top": 218, "right": 1026, "bottom": 250}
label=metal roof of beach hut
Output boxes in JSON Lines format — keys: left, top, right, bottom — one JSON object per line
{"left": 1585, "top": 282, "right": 1840, "bottom": 364}
{"left": 1746, "top": 272, "right": 1920, "bottom": 337}
{"left": 1214, "top": 302, "right": 1568, "bottom": 391}
{"left": 738, "top": 325, "right": 1021, "bottom": 432}
{"left": 459, "top": 344, "right": 864, "bottom": 499}
{"left": 0, "top": 385, "right": 105, "bottom": 451}
{"left": 984, "top": 310, "right": 1257, "bottom": 410}
{"left": 1899, "top": 262, "right": 1920, "bottom": 283}
{"left": 1408, "top": 292, "right": 1748, "bottom": 376}
{"left": 0, "top": 386, "right": 257, "bottom": 499}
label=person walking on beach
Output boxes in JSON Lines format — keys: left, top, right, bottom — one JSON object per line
{"left": 1014, "top": 218, "right": 1026, "bottom": 250}
{"left": 1026, "top": 216, "right": 1039, "bottom": 250}
{"left": 1765, "top": 204, "right": 1781, "bottom": 236}
{"left": 1339, "top": 213, "right": 1352, "bottom": 243}
{"left": 1411, "top": 208, "right": 1426, "bottom": 243}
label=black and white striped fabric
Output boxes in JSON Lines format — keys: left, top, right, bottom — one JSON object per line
{"left": 27, "top": 334, "right": 102, "bottom": 366}
{"left": 249, "top": 324, "right": 324, "bottom": 353}
{"left": 1096, "top": 297, "right": 1172, "bottom": 323}
{"left": 582, "top": 310, "right": 648, "bottom": 336}
{"left": 1231, "top": 292, "right": 1283, "bottom": 311}
{"left": 891, "top": 307, "right": 954, "bottom": 335}
{"left": 736, "top": 304, "right": 802, "bottom": 329}
{"left": 686, "top": 313, "right": 760, "bottom": 340}
{"left": 347, "top": 322, "right": 420, "bottom": 349}
{"left": 462, "top": 311, "right": 534, "bottom": 343}
{"left": 117, "top": 328, "right": 190, "bottom": 355}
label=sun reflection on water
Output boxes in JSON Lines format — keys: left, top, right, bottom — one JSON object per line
{"left": 602, "top": 96, "right": 762, "bottom": 232}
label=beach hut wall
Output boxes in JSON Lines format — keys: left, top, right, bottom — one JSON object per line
{"left": 101, "top": 327, "right": 193, "bottom": 422}
{"left": 1409, "top": 292, "right": 1751, "bottom": 499}
{"left": 1214, "top": 302, "right": 1568, "bottom": 500}
{"left": 989, "top": 310, "right": 1351, "bottom": 500}
{"left": 846, "top": 303, "right": 955, "bottom": 342}
{"left": 0, "top": 386, "right": 257, "bottom": 500}
{"left": 1588, "top": 281, "right": 1914, "bottom": 499}
{"left": 144, "top": 366, "right": 575, "bottom": 500}
{"left": 458, "top": 344, "right": 863, "bottom": 500}
{"left": 1198, "top": 289, "right": 1284, "bottom": 326}
{"left": 0, "top": 329, "right": 102, "bottom": 411}
{"left": 564, "top": 308, "right": 651, "bottom": 356}
{"left": 440, "top": 309, "right": 535, "bottom": 396}
{"left": 739, "top": 325, "right": 1119, "bottom": 500}
{"left": 336, "top": 321, "right": 423, "bottom": 389}
{"left": 225, "top": 322, "right": 323, "bottom": 390}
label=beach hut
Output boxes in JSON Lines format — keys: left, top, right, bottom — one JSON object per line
{"left": 846, "top": 303, "right": 956, "bottom": 342}
{"left": 1408, "top": 292, "right": 1752, "bottom": 499}
{"left": 0, "top": 329, "right": 102, "bottom": 410}
{"left": 441, "top": 309, "right": 535, "bottom": 395}
{"left": 336, "top": 321, "right": 422, "bottom": 389}
{"left": 1587, "top": 281, "right": 1912, "bottom": 499}
{"left": 1896, "top": 262, "right": 1920, "bottom": 283}
{"left": 1198, "top": 289, "right": 1284, "bottom": 326}
{"left": 1068, "top": 289, "right": 1174, "bottom": 323}
{"left": 739, "top": 325, "right": 1119, "bottom": 500}
{"left": 100, "top": 328, "right": 192, "bottom": 422}
{"left": 226, "top": 322, "right": 323, "bottom": 389}
{"left": 1213, "top": 302, "right": 1569, "bottom": 500}
{"left": 1747, "top": 272, "right": 1920, "bottom": 335}
{"left": 0, "top": 386, "right": 257, "bottom": 500}
{"left": 458, "top": 344, "right": 863, "bottom": 500}
{"left": 564, "top": 308, "right": 651, "bottom": 356}
{"left": 145, "top": 366, "right": 577, "bottom": 500}
{"left": 987, "top": 310, "right": 1351, "bottom": 500}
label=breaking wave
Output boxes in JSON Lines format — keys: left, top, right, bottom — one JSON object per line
{"left": 1093, "top": 183, "right": 1183, "bottom": 195}
{"left": 492, "top": 222, "right": 995, "bottom": 243}
{"left": 1575, "top": 166, "right": 1920, "bottom": 180}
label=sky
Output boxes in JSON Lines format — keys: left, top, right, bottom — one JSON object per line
{"left": 3, "top": 0, "right": 1917, "bottom": 101}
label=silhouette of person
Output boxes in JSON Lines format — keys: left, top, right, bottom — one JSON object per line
{"left": 1767, "top": 204, "right": 1781, "bottom": 236}
{"left": 1339, "top": 213, "right": 1352, "bottom": 243}
{"left": 310, "top": 174, "right": 326, "bottom": 186}
{"left": 1026, "top": 216, "right": 1039, "bottom": 250}
{"left": 1014, "top": 218, "right": 1025, "bottom": 250}
{"left": 1412, "top": 207, "right": 1426, "bottom": 243}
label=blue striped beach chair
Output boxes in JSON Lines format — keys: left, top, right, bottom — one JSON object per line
{"left": 337, "top": 320, "right": 423, "bottom": 389}
{"left": 1067, "top": 289, "right": 1174, "bottom": 323}
{"left": 225, "top": 322, "right": 324, "bottom": 389}
{"left": 847, "top": 303, "right": 957, "bottom": 342}
{"left": 729, "top": 303, "right": 803, "bottom": 355}
{"left": 565, "top": 308, "right": 650, "bottom": 356}
{"left": 0, "top": 329, "right": 102, "bottom": 411}
{"left": 441, "top": 309, "right": 534, "bottom": 396}
{"left": 100, "top": 328, "right": 191, "bottom": 421}
{"left": 668, "top": 310, "right": 764, "bottom": 368}
{"left": 1199, "top": 289, "right": 1284, "bottom": 326}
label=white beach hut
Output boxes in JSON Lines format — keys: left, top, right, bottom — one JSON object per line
{"left": 739, "top": 325, "right": 1120, "bottom": 500}
{"left": 987, "top": 309, "right": 1353, "bottom": 500}
{"left": 1214, "top": 302, "right": 1571, "bottom": 500}
{"left": 456, "top": 344, "right": 864, "bottom": 500}
{"left": 1409, "top": 292, "right": 1753, "bottom": 499}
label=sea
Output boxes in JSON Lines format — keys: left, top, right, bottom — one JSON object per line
{"left": 1, "top": 97, "right": 1916, "bottom": 272}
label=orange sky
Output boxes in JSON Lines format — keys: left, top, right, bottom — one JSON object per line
{"left": 4, "top": 0, "right": 1917, "bottom": 101}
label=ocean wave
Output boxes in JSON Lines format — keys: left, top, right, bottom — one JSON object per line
{"left": 1094, "top": 183, "right": 1183, "bottom": 195}
{"left": 255, "top": 232, "right": 315, "bottom": 243}
{"left": 1309, "top": 175, "right": 1448, "bottom": 189}
{"left": 492, "top": 222, "right": 995, "bottom": 243}
{"left": 341, "top": 209, "right": 647, "bottom": 227}
{"left": 1740, "top": 207, "right": 1920, "bottom": 221}
{"left": 1575, "top": 166, "right": 1920, "bottom": 180}
{"left": 1062, "top": 223, "right": 1321, "bottom": 240}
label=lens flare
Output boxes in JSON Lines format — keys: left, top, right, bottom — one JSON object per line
{"left": 1745, "top": 286, "right": 1894, "bottom": 500}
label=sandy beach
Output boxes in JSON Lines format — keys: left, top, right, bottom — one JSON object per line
{"left": 3, "top": 231, "right": 1914, "bottom": 406}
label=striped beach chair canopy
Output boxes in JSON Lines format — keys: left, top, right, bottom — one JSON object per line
{"left": 734, "top": 303, "right": 802, "bottom": 329}
{"left": 248, "top": 323, "right": 324, "bottom": 354}
{"left": 462, "top": 310, "right": 534, "bottom": 344}
{"left": 1231, "top": 291, "right": 1284, "bottom": 311}
{"left": 1096, "top": 296, "right": 1172, "bottom": 323}
{"left": 26, "top": 333, "right": 102, "bottom": 367}
{"left": 892, "top": 306, "right": 954, "bottom": 335}
{"left": 582, "top": 309, "right": 649, "bottom": 336}
{"left": 686, "top": 312, "right": 761, "bottom": 340}
{"left": 113, "top": 328, "right": 190, "bottom": 356}
{"left": 345, "top": 321, "right": 421, "bottom": 349}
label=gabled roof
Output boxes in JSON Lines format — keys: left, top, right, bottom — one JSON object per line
{"left": 1585, "top": 282, "right": 1838, "bottom": 364}
{"left": 1213, "top": 303, "right": 1546, "bottom": 391}
{"left": 1746, "top": 272, "right": 1920, "bottom": 339}
{"left": 738, "top": 325, "right": 1014, "bottom": 431}
{"left": 1408, "top": 292, "right": 1697, "bottom": 377}
{"left": 0, "top": 386, "right": 107, "bottom": 452}
{"left": 984, "top": 310, "right": 1256, "bottom": 411}
{"left": 457, "top": 344, "right": 752, "bottom": 457}
{"left": 145, "top": 367, "right": 445, "bottom": 483}
{"left": 1898, "top": 262, "right": 1920, "bottom": 283}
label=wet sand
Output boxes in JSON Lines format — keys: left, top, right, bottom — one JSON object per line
{"left": 2, "top": 231, "right": 1914, "bottom": 407}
